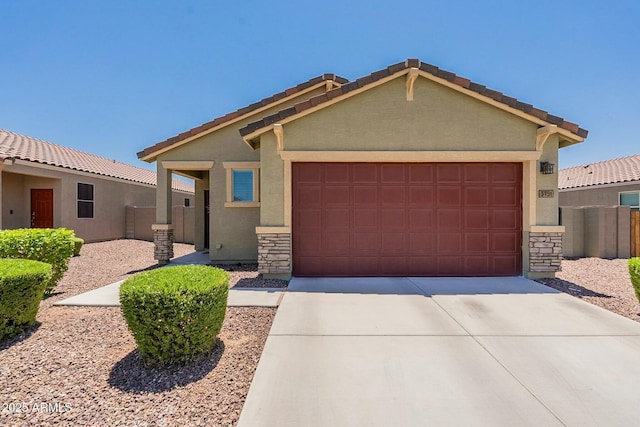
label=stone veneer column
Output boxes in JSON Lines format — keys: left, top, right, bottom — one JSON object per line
{"left": 152, "top": 224, "right": 174, "bottom": 265}
{"left": 256, "top": 228, "right": 291, "bottom": 275}
{"left": 529, "top": 231, "right": 563, "bottom": 272}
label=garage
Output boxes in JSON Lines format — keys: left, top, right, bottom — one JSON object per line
{"left": 292, "top": 162, "right": 522, "bottom": 277}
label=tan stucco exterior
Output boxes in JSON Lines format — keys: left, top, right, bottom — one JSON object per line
{"left": 1, "top": 161, "right": 191, "bottom": 242}
{"left": 149, "top": 85, "right": 328, "bottom": 262}
{"left": 145, "top": 65, "right": 584, "bottom": 277}
{"left": 559, "top": 182, "right": 640, "bottom": 207}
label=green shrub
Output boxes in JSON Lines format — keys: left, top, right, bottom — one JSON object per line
{"left": 72, "top": 237, "right": 84, "bottom": 256}
{"left": 0, "top": 258, "right": 52, "bottom": 341}
{"left": 120, "top": 265, "right": 229, "bottom": 367}
{"left": 0, "top": 228, "right": 75, "bottom": 296}
{"left": 630, "top": 258, "right": 640, "bottom": 302}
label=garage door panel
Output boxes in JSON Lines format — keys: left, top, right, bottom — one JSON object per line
{"left": 326, "top": 186, "right": 350, "bottom": 205}
{"left": 437, "top": 210, "right": 461, "bottom": 228}
{"left": 354, "top": 186, "right": 378, "bottom": 205}
{"left": 465, "top": 187, "right": 489, "bottom": 206}
{"left": 409, "top": 233, "right": 435, "bottom": 252}
{"left": 437, "top": 164, "right": 462, "bottom": 183}
{"left": 381, "top": 186, "right": 406, "bottom": 205}
{"left": 381, "top": 257, "right": 407, "bottom": 275}
{"left": 409, "top": 186, "right": 434, "bottom": 204}
{"left": 353, "top": 232, "right": 379, "bottom": 252}
{"left": 324, "top": 233, "right": 350, "bottom": 254}
{"left": 409, "top": 164, "right": 434, "bottom": 182}
{"left": 492, "top": 232, "right": 519, "bottom": 252}
{"left": 353, "top": 164, "right": 378, "bottom": 183}
{"left": 353, "top": 209, "right": 378, "bottom": 228}
{"left": 438, "top": 234, "right": 461, "bottom": 253}
{"left": 325, "top": 209, "right": 350, "bottom": 229}
{"left": 491, "top": 210, "right": 519, "bottom": 229}
{"left": 381, "top": 209, "right": 406, "bottom": 228}
{"left": 296, "top": 210, "right": 322, "bottom": 229}
{"left": 409, "top": 209, "right": 434, "bottom": 229}
{"left": 464, "top": 164, "right": 490, "bottom": 183}
{"left": 295, "top": 232, "right": 322, "bottom": 256}
{"left": 381, "top": 233, "right": 406, "bottom": 252}
{"left": 297, "top": 186, "right": 322, "bottom": 206}
{"left": 491, "top": 188, "right": 518, "bottom": 206}
{"left": 438, "top": 187, "right": 461, "bottom": 205}
{"left": 465, "top": 210, "right": 489, "bottom": 229}
{"left": 292, "top": 163, "right": 521, "bottom": 277}
{"left": 465, "top": 234, "right": 489, "bottom": 252}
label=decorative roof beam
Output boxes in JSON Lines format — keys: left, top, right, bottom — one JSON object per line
{"left": 406, "top": 68, "right": 420, "bottom": 101}
{"left": 273, "top": 124, "right": 284, "bottom": 151}
{"left": 536, "top": 125, "right": 558, "bottom": 151}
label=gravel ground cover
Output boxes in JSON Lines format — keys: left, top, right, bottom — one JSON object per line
{"left": 538, "top": 257, "right": 640, "bottom": 323}
{"left": 1, "top": 240, "right": 279, "bottom": 426}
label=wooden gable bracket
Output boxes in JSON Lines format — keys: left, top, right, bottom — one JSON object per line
{"left": 325, "top": 80, "right": 335, "bottom": 91}
{"left": 406, "top": 68, "right": 420, "bottom": 101}
{"left": 273, "top": 124, "right": 284, "bottom": 151}
{"left": 536, "top": 125, "right": 558, "bottom": 151}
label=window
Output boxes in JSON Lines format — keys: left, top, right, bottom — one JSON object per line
{"left": 77, "top": 183, "right": 94, "bottom": 218}
{"left": 184, "top": 198, "right": 190, "bottom": 207}
{"left": 620, "top": 191, "right": 640, "bottom": 208}
{"left": 223, "top": 162, "right": 260, "bottom": 207}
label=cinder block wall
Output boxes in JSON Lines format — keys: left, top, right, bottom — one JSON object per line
{"left": 560, "top": 205, "right": 631, "bottom": 258}
{"left": 125, "top": 206, "right": 195, "bottom": 244}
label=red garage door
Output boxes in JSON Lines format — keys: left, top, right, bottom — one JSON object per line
{"left": 292, "top": 162, "right": 522, "bottom": 277}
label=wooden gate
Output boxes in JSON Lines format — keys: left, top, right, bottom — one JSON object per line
{"left": 633, "top": 211, "right": 640, "bottom": 257}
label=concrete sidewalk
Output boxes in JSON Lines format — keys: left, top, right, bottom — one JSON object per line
{"left": 238, "top": 277, "right": 640, "bottom": 427}
{"left": 54, "top": 282, "right": 284, "bottom": 307}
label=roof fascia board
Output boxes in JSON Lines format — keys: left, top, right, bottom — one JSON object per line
{"left": 242, "top": 70, "right": 407, "bottom": 144}
{"left": 140, "top": 80, "right": 339, "bottom": 162}
{"left": 8, "top": 158, "right": 194, "bottom": 193}
{"left": 243, "top": 68, "right": 585, "bottom": 146}
{"left": 559, "top": 180, "right": 640, "bottom": 192}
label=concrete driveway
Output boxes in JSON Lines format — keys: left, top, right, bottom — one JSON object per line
{"left": 237, "top": 277, "right": 640, "bottom": 427}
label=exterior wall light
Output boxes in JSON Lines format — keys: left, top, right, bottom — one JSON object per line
{"left": 540, "top": 161, "right": 555, "bottom": 175}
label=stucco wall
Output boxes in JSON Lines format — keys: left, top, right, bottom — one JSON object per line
{"left": 559, "top": 183, "right": 640, "bottom": 207}
{"left": 1, "top": 165, "right": 192, "bottom": 242}
{"left": 154, "top": 86, "right": 327, "bottom": 262}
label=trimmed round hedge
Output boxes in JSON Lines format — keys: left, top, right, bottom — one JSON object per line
{"left": 630, "top": 257, "right": 640, "bottom": 303}
{"left": 72, "top": 237, "right": 84, "bottom": 257}
{"left": 120, "top": 265, "right": 229, "bottom": 367}
{"left": 0, "top": 258, "right": 52, "bottom": 341}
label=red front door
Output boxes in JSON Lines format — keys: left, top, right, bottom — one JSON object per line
{"left": 31, "top": 189, "right": 54, "bottom": 228}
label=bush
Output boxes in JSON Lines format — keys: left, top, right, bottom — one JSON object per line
{"left": 120, "top": 265, "right": 229, "bottom": 367}
{"left": 630, "top": 258, "right": 640, "bottom": 302}
{"left": 0, "top": 228, "right": 75, "bottom": 296}
{"left": 0, "top": 258, "right": 52, "bottom": 341}
{"left": 72, "top": 237, "right": 84, "bottom": 256}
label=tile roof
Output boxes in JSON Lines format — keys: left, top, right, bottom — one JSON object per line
{"left": 240, "top": 58, "right": 589, "bottom": 140}
{"left": 138, "top": 73, "right": 348, "bottom": 160}
{"left": 0, "top": 129, "right": 194, "bottom": 193}
{"left": 559, "top": 154, "right": 640, "bottom": 190}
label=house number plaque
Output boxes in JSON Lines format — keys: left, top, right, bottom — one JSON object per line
{"left": 538, "top": 190, "right": 554, "bottom": 198}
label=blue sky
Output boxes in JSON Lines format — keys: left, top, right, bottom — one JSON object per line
{"left": 1, "top": 0, "right": 638, "bottom": 171}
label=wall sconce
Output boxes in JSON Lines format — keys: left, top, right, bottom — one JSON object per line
{"left": 540, "top": 161, "right": 555, "bottom": 175}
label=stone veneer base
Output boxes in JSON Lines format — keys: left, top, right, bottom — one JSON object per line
{"left": 528, "top": 231, "right": 562, "bottom": 273}
{"left": 257, "top": 233, "right": 291, "bottom": 275}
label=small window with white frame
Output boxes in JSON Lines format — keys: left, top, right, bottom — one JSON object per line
{"left": 77, "top": 182, "right": 94, "bottom": 218}
{"left": 619, "top": 191, "right": 640, "bottom": 209}
{"left": 223, "top": 162, "right": 260, "bottom": 207}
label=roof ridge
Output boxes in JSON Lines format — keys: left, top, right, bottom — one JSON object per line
{"left": 239, "top": 58, "right": 588, "bottom": 140}
{"left": 0, "top": 129, "right": 194, "bottom": 193}
{"left": 138, "top": 73, "right": 348, "bottom": 160}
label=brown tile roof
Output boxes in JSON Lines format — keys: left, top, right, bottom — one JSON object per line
{"left": 559, "top": 154, "right": 640, "bottom": 190}
{"left": 137, "top": 73, "right": 349, "bottom": 160}
{"left": 239, "top": 58, "right": 589, "bottom": 140}
{"left": 0, "top": 129, "right": 194, "bottom": 193}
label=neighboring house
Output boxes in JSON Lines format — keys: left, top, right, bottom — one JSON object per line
{"left": 0, "top": 129, "right": 194, "bottom": 242}
{"left": 138, "top": 59, "right": 588, "bottom": 279}
{"left": 559, "top": 154, "right": 640, "bottom": 208}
